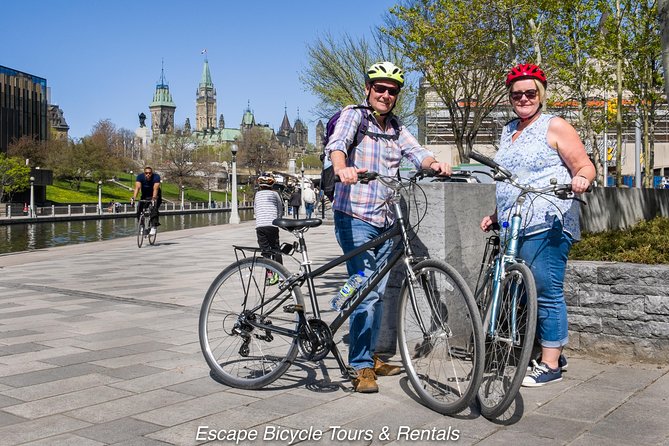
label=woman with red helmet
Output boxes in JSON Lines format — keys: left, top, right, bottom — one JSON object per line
{"left": 480, "top": 63, "right": 595, "bottom": 387}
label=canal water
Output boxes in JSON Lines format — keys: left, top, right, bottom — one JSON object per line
{"left": 0, "top": 210, "right": 254, "bottom": 254}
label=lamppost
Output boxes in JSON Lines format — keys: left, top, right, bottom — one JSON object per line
{"left": 180, "top": 185, "right": 185, "bottom": 210}
{"left": 129, "top": 170, "right": 134, "bottom": 190}
{"left": 97, "top": 181, "right": 103, "bottom": 215}
{"left": 300, "top": 161, "right": 305, "bottom": 219}
{"left": 29, "top": 176, "right": 35, "bottom": 218}
{"left": 230, "top": 143, "right": 240, "bottom": 224}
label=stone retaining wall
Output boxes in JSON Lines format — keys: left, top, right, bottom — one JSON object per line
{"left": 565, "top": 261, "right": 669, "bottom": 363}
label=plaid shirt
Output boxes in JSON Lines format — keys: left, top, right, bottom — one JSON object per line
{"left": 325, "top": 103, "right": 434, "bottom": 227}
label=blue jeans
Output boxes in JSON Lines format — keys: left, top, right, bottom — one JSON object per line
{"left": 305, "top": 202, "right": 314, "bottom": 218}
{"left": 334, "top": 211, "right": 393, "bottom": 370}
{"left": 518, "top": 219, "right": 573, "bottom": 348}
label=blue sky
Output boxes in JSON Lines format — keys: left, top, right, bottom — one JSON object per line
{"left": 2, "top": 1, "right": 398, "bottom": 143}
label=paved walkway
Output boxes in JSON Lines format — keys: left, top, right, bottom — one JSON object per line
{"left": 0, "top": 223, "right": 668, "bottom": 445}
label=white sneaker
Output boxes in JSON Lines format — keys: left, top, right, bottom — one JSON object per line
{"left": 149, "top": 227, "right": 156, "bottom": 235}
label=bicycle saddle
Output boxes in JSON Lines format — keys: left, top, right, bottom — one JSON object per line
{"left": 273, "top": 218, "right": 322, "bottom": 231}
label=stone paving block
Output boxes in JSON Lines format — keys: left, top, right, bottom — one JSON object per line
{"left": 133, "top": 391, "right": 258, "bottom": 426}
{"left": 65, "top": 388, "right": 193, "bottom": 424}
{"left": 2, "top": 373, "right": 120, "bottom": 402}
{"left": 535, "top": 381, "right": 632, "bottom": 422}
{"left": 100, "top": 364, "right": 165, "bottom": 380}
{"left": 165, "top": 377, "right": 240, "bottom": 398}
{"left": 0, "top": 360, "right": 57, "bottom": 378}
{"left": 42, "top": 346, "right": 138, "bottom": 367}
{"left": 0, "top": 410, "right": 27, "bottom": 428}
{"left": 24, "top": 434, "right": 107, "bottom": 446}
{"left": 3, "top": 385, "right": 133, "bottom": 419}
{"left": 91, "top": 349, "right": 184, "bottom": 369}
{"left": 75, "top": 417, "right": 164, "bottom": 444}
{"left": 0, "top": 363, "right": 108, "bottom": 387}
{"left": 20, "top": 433, "right": 105, "bottom": 445}
{"left": 585, "top": 398, "right": 669, "bottom": 444}
{"left": 0, "top": 342, "right": 52, "bottom": 357}
{"left": 107, "top": 365, "right": 206, "bottom": 393}
{"left": 504, "top": 411, "right": 591, "bottom": 442}
{"left": 0, "top": 345, "right": 91, "bottom": 365}
{"left": 146, "top": 405, "right": 284, "bottom": 446}
{"left": 0, "top": 329, "right": 40, "bottom": 339}
{"left": 584, "top": 362, "right": 667, "bottom": 392}
{"left": 568, "top": 432, "right": 623, "bottom": 446}
{"left": 0, "top": 414, "right": 91, "bottom": 445}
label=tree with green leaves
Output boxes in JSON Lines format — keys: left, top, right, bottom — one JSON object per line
{"left": 237, "top": 127, "right": 287, "bottom": 175}
{"left": 383, "top": 0, "right": 514, "bottom": 163}
{"left": 0, "top": 154, "right": 30, "bottom": 203}
{"left": 300, "top": 31, "right": 416, "bottom": 123}
{"left": 541, "top": 0, "right": 612, "bottom": 185}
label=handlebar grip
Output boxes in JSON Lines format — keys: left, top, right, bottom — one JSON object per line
{"left": 334, "top": 172, "right": 379, "bottom": 184}
{"left": 469, "top": 152, "right": 513, "bottom": 179}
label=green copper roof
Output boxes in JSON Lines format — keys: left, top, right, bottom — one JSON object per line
{"left": 192, "top": 127, "right": 241, "bottom": 143}
{"left": 200, "top": 60, "right": 213, "bottom": 88}
{"left": 150, "top": 85, "right": 176, "bottom": 108}
{"left": 242, "top": 110, "right": 255, "bottom": 126}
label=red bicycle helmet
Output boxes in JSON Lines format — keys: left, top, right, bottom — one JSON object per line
{"left": 505, "top": 63, "right": 547, "bottom": 87}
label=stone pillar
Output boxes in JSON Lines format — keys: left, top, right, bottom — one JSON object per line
{"left": 376, "top": 183, "right": 496, "bottom": 354}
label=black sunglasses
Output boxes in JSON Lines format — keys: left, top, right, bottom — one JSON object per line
{"left": 144, "top": 171, "right": 152, "bottom": 175}
{"left": 510, "top": 89, "right": 538, "bottom": 101}
{"left": 371, "top": 84, "right": 400, "bottom": 96}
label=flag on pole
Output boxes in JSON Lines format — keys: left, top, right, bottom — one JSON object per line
{"left": 201, "top": 49, "right": 207, "bottom": 55}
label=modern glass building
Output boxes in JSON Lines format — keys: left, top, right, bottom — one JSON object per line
{"left": 0, "top": 65, "right": 48, "bottom": 154}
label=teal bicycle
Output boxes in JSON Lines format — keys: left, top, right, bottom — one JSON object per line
{"left": 469, "top": 151, "right": 586, "bottom": 418}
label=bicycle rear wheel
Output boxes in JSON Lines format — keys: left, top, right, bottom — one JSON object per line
{"left": 199, "top": 257, "right": 304, "bottom": 389}
{"left": 137, "top": 220, "right": 145, "bottom": 248}
{"left": 477, "top": 262, "right": 537, "bottom": 418}
{"left": 148, "top": 227, "right": 157, "bottom": 245}
{"left": 397, "top": 259, "right": 484, "bottom": 415}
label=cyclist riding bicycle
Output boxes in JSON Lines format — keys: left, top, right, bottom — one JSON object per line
{"left": 325, "top": 61, "right": 452, "bottom": 393}
{"left": 479, "top": 63, "right": 595, "bottom": 387}
{"left": 132, "top": 166, "right": 162, "bottom": 235}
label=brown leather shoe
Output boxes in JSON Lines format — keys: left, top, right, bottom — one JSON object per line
{"left": 373, "top": 355, "right": 401, "bottom": 376}
{"left": 352, "top": 368, "right": 378, "bottom": 393}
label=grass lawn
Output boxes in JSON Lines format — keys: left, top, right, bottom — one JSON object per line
{"left": 46, "top": 172, "right": 249, "bottom": 204}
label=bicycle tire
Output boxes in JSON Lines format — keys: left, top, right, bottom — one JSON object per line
{"left": 477, "top": 262, "right": 537, "bottom": 418}
{"left": 148, "top": 227, "right": 157, "bottom": 245}
{"left": 137, "top": 221, "right": 145, "bottom": 248}
{"left": 199, "top": 257, "right": 304, "bottom": 389}
{"left": 397, "top": 259, "right": 484, "bottom": 415}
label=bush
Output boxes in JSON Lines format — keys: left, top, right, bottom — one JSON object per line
{"left": 570, "top": 217, "right": 669, "bottom": 264}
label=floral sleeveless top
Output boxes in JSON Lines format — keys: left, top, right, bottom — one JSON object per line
{"left": 495, "top": 113, "right": 580, "bottom": 240}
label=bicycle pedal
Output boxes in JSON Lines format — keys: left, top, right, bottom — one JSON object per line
{"left": 283, "top": 304, "right": 304, "bottom": 313}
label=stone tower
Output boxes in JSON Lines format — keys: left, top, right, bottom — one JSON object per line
{"left": 316, "top": 120, "right": 325, "bottom": 151}
{"left": 196, "top": 57, "right": 217, "bottom": 131}
{"left": 149, "top": 62, "right": 176, "bottom": 137}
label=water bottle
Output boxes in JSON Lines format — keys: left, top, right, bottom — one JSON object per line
{"left": 330, "top": 271, "right": 365, "bottom": 312}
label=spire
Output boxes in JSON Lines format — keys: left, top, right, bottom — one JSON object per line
{"left": 200, "top": 58, "right": 213, "bottom": 88}
{"left": 150, "top": 60, "right": 176, "bottom": 108}
{"left": 280, "top": 107, "right": 291, "bottom": 133}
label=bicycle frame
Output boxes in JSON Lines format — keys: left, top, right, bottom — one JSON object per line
{"left": 485, "top": 193, "right": 527, "bottom": 342}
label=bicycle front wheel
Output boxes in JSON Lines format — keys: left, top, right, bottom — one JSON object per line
{"left": 398, "top": 259, "right": 484, "bottom": 415}
{"left": 199, "top": 257, "right": 304, "bottom": 389}
{"left": 477, "top": 262, "right": 537, "bottom": 419}
{"left": 137, "top": 221, "right": 145, "bottom": 248}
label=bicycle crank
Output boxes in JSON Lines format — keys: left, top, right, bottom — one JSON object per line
{"left": 298, "top": 319, "right": 333, "bottom": 362}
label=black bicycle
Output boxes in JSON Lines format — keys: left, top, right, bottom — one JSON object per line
{"left": 135, "top": 199, "right": 157, "bottom": 248}
{"left": 199, "top": 170, "right": 484, "bottom": 415}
